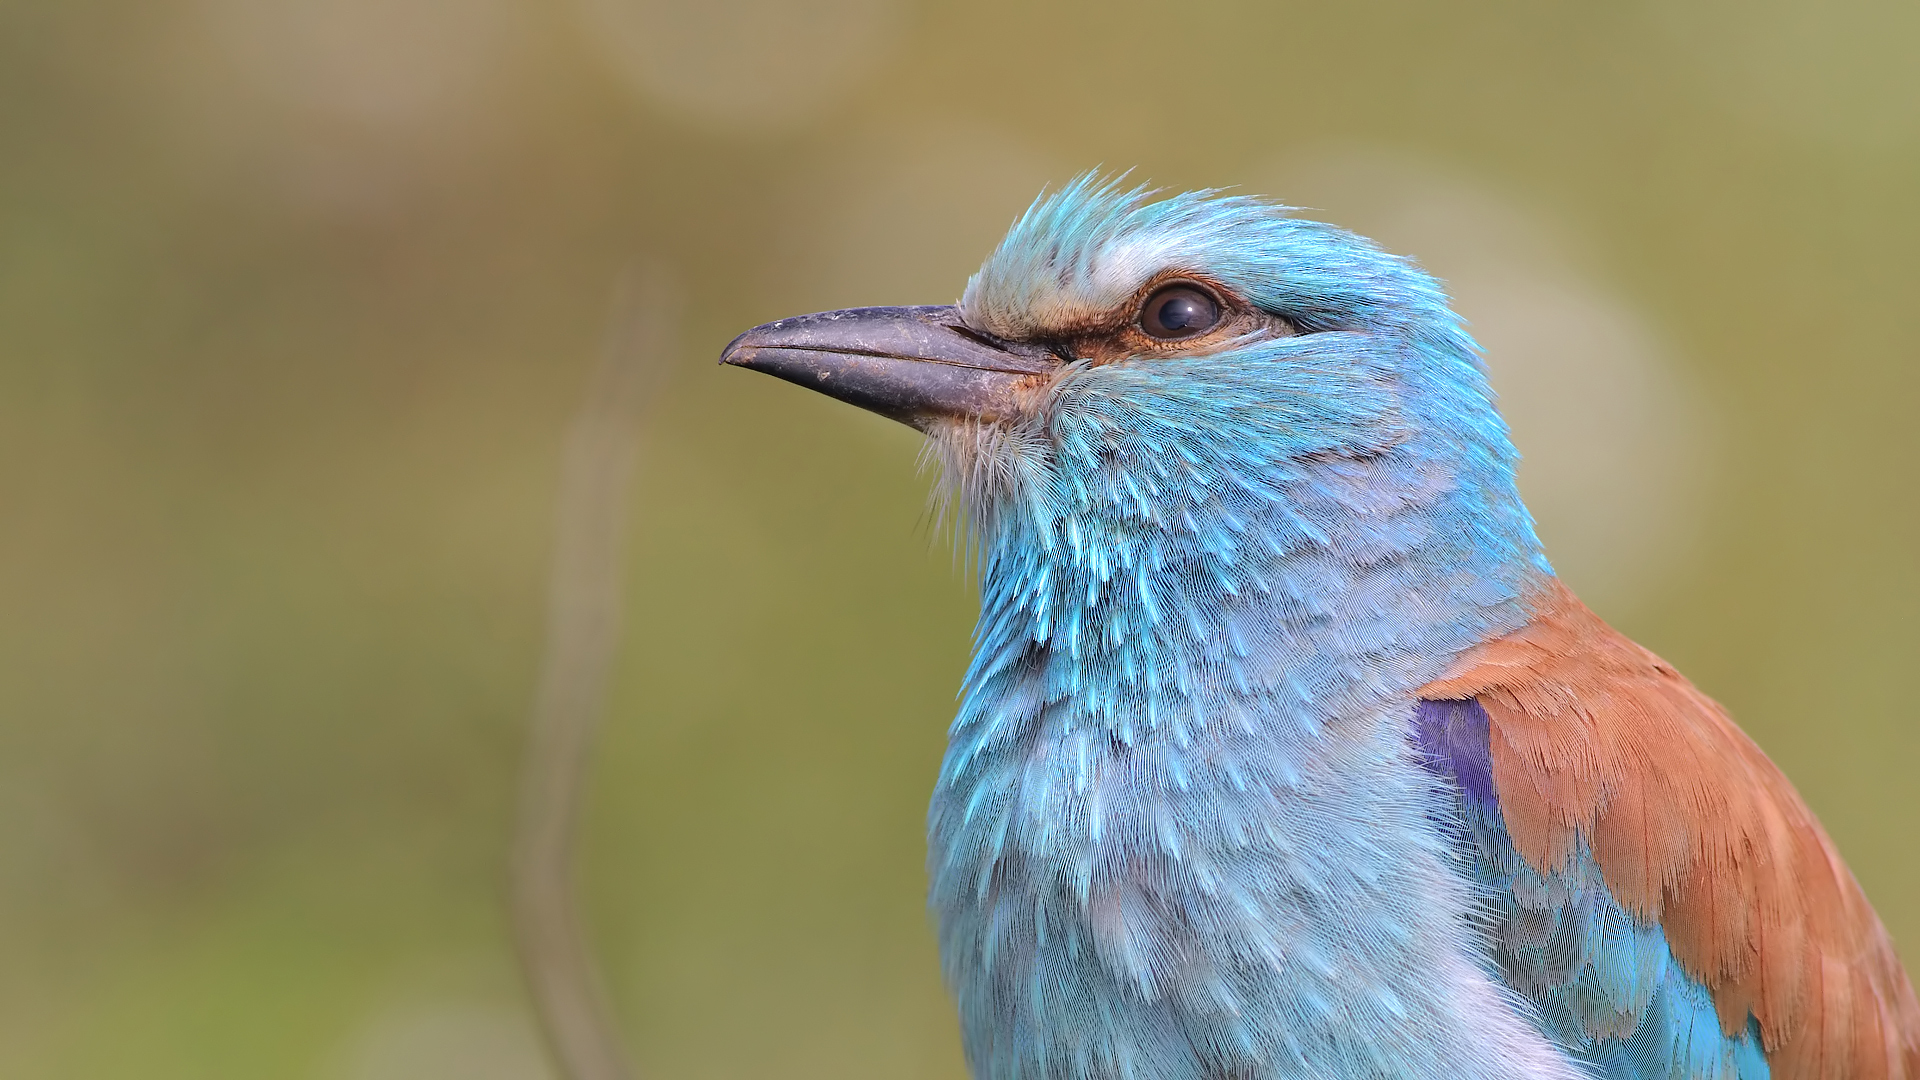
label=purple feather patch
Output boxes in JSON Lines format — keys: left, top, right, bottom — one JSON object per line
{"left": 1413, "top": 697, "right": 1499, "bottom": 819}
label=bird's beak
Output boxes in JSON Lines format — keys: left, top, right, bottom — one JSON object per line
{"left": 718, "top": 305, "right": 1060, "bottom": 430}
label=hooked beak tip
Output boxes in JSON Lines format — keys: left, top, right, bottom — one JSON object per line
{"left": 717, "top": 337, "right": 752, "bottom": 368}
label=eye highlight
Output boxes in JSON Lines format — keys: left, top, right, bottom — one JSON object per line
{"left": 1138, "top": 281, "right": 1222, "bottom": 341}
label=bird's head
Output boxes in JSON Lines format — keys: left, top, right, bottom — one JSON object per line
{"left": 724, "top": 175, "right": 1544, "bottom": 598}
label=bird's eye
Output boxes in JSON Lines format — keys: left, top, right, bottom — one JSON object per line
{"left": 1139, "top": 282, "right": 1222, "bottom": 340}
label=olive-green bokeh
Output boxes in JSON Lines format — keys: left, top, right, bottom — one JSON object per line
{"left": 2, "top": 1, "right": 1915, "bottom": 1076}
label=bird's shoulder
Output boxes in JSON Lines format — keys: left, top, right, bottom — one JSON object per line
{"left": 1416, "top": 580, "right": 1920, "bottom": 1080}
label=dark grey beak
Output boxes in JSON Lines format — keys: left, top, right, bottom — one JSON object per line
{"left": 719, "top": 305, "right": 1060, "bottom": 430}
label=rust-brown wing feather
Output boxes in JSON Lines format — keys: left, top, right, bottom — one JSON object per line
{"left": 1420, "top": 581, "right": 1920, "bottom": 1080}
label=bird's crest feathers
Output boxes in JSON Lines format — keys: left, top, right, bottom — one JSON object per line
{"left": 960, "top": 172, "right": 1469, "bottom": 351}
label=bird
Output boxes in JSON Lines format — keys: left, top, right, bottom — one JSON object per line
{"left": 719, "top": 175, "right": 1919, "bottom": 1080}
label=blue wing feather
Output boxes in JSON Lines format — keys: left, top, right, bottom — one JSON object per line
{"left": 1414, "top": 699, "right": 1771, "bottom": 1080}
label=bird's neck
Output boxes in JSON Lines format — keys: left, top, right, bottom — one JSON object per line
{"left": 945, "top": 442, "right": 1549, "bottom": 769}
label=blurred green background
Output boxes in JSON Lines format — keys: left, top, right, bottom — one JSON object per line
{"left": 2, "top": 0, "right": 1916, "bottom": 1076}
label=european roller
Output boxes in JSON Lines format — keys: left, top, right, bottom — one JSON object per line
{"left": 719, "top": 177, "right": 1919, "bottom": 1080}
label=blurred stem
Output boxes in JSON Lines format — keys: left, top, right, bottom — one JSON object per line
{"left": 513, "top": 263, "right": 680, "bottom": 1080}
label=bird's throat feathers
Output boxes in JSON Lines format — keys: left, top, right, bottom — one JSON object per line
{"left": 930, "top": 326, "right": 1552, "bottom": 760}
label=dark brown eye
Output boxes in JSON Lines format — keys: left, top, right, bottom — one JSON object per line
{"left": 1139, "top": 282, "right": 1222, "bottom": 340}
